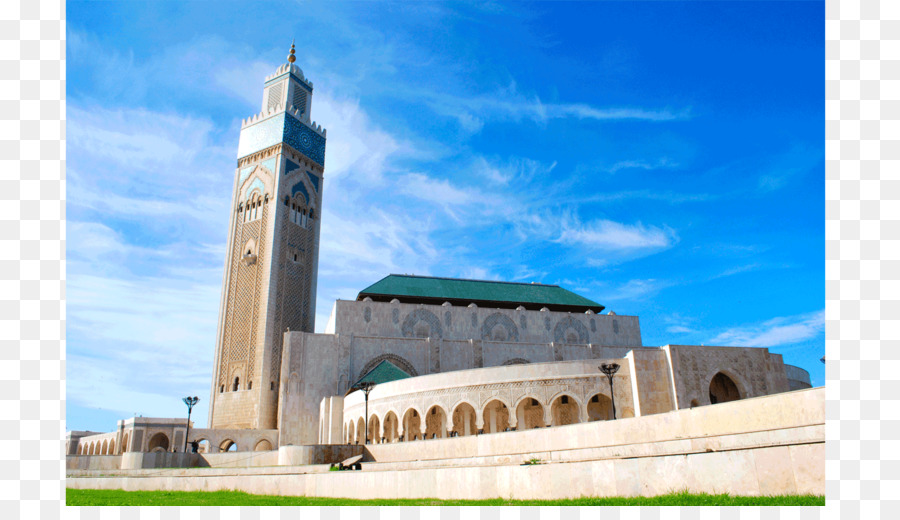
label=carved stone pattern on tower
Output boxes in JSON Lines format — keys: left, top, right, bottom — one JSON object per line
{"left": 444, "top": 311, "right": 451, "bottom": 328}
{"left": 272, "top": 201, "right": 314, "bottom": 379}
{"left": 247, "top": 207, "right": 269, "bottom": 380}
{"left": 481, "top": 313, "right": 519, "bottom": 342}
{"left": 553, "top": 316, "right": 590, "bottom": 344}
{"left": 283, "top": 113, "right": 326, "bottom": 165}
{"left": 220, "top": 212, "right": 265, "bottom": 386}
{"left": 401, "top": 309, "right": 443, "bottom": 339}
{"left": 392, "top": 308, "right": 399, "bottom": 325}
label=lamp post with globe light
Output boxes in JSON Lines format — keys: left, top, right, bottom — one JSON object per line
{"left": 353, "top": 382, "right": 377, "bottom": 444}
{"left": 599, "top": 363, "right": 620, "bottom": 420}
{"left": 182, "top": 396, "right": 199, "bottom": 453}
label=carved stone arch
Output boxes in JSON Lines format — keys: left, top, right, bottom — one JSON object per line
{"left": 481, "top": 313, "right": 519, "bottom": 342}
{"left": 383, "top": 407, "right": 402, "bottom": 424}
{"left": 356, "top": 354, "right": 419, "bottom": 382}
{"left": 513, "top": 393, "right": 545, "bottom": 411}
{"left": 401, "top": 309, "right": 443, "bottom": 339}
{"left": 479, "top": 394, "right": 512, "bottom": 411}
{"left": 240, "top": 174, "right": 272, "bottom": 202}
{"left": 513, "top": 393, "right": 547, "bottom": 430}
{"left": 229, "top": 365, "right": 245, "bottom": 391}
{"left": 402, "top": 404, "right": 425, "bottom": 422}
{"left": 449, "top": 398, "right": 479, "bottom": 431}
{"left": 450, "top": 397, "right": 479, "bottom": 415}
{"left": 425, "top": 402, "right": 449, "bottom": 417}
{"left": 554, "top": 316, "right": 590, "bottom": 344}
{"left": 704, "top": 368, "right": 749, "bottom": 403}
{"left": 702, "top": 367, "right": 750, "bottom": 399}
{"left": 501, "top": 358, "right": 530, "bottom": 366}
{"left": 548, "top": 389, "right": 585, "bottom": 410}
{"left": 256, "top": 160, "right": 277, "bottom": 179}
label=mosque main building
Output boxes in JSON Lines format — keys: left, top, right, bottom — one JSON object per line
{"left": 67, "top": 47, "right": 812, "bottom": 460}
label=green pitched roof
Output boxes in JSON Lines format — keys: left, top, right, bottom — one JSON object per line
{"left": 351, "top": 360, "right": 412, "bottom": 389}
{"left": 357, "top": 274, "right": 604, "bottom": 313}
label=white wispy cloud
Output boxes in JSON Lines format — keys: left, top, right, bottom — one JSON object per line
{"left": 420, "top": 82, "right": 691, "bottom": 132}
{"left": 605, "top": 157, "right": 679, "bottom": 174}
{"left": 708, "top": 310, "right": 825, "bottom": 348}
{"left": 601, "top": 278, "right": 676, "bottom": 302}
{"left": 757, "top": 145, "right": 822, "bottom": 192}
{"left": 556, "top": 218, "right": 677, "bottom": 252}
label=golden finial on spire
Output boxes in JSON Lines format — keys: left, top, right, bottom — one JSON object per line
{"left": 287, "top": 39, "right": 296, "bottom": 64}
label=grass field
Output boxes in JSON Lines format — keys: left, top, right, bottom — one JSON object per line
{"left": 66, "top": 488, "right": 825, "bottom": 506}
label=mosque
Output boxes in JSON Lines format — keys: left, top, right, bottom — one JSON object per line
{"left": 65, "top": 47, "right": 815, "bottom": 488}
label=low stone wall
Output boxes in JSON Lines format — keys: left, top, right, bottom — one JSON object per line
{"left": 278, "top": 445, "right": 363, "bottom": 466}
{"left": 201, "top": 450, "right": 279, "bottom": 468}
{"left": 67, "top": 388, "right": 824, "bottom": 499}
{"left": 66, "top": 455, "right": 122, "bottom": 471}
{"left": 67, "top": 450, "right": 281, "bottom": 471}
{"left": 66, "top": 443, "right": 823, "bottom": 498}
{"left": 121, "top": 452, "right": 201, "bottom": 470}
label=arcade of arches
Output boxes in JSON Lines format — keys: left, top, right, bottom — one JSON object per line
{"left": 344, "top": 392, "right": 616, "bottom": 444}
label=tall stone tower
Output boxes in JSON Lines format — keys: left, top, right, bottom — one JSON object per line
{"left": 208, "top": 44, "right": 326, "bottom": 430}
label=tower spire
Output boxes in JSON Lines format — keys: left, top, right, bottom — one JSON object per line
{"left": 287, "top": 40, "right": 296, "bottom": 64}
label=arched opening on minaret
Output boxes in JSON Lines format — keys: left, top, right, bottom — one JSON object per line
{"left": 233, "top": 377, "right": 240, "bottom": 392}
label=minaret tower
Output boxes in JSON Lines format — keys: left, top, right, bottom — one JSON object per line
{"left": 208, "top": 44, "right": 326, "bottom": 430}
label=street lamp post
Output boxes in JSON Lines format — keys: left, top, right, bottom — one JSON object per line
{"left": 355, "top": 382, "right": 376, "bottom": 444}
{"left": 599, "top": 363, "right": 620, "bottom": 420}
{"left": 182, "top": 396, "right": 199, "bottom": 453}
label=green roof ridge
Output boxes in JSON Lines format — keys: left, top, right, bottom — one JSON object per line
{"left": 357, "top": 274, "right": 604, "bottom": 311}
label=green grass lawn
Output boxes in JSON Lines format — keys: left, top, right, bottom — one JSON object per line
{"left": 66, "top": 488, "right": 825, "bottom": 506}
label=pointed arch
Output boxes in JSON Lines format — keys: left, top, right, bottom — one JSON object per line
{"left": 356, "top": 354, "right": 418, "bottom": 382}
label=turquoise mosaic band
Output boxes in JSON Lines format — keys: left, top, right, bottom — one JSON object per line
{"left": 237, "top": 112, "right": 326, "bottom": 165}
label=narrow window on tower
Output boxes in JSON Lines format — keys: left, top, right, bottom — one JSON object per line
{"left": 233, "top": 377, "right": 240, "bottom": 392}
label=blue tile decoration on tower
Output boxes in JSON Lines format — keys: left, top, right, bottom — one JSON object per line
{"left": 246, "top": 177, "right": 265, "bottom": 199}
{"left": 238, "top": 166, "right": 255, "bottom": 186}
{"left": 237, "top": 112, "right": 326, "bottom": 166}
{"left": 306, "top": 171, "right": 319, "bottom": 192}
{"left": 291, "top": 180, "right": 310, "bottom": 204}
{"left": 282, "top": 113, "right": 326, "bottom": 165}
{"left": 285, "top": 159, "right": 301, "bottom": 175}
{"left": 260, "top": 157, "right": 278, "bottom": 175}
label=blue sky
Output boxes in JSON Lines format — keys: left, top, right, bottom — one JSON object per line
{"left": 66, "top": 1, "right": 824, "bottom": 432}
